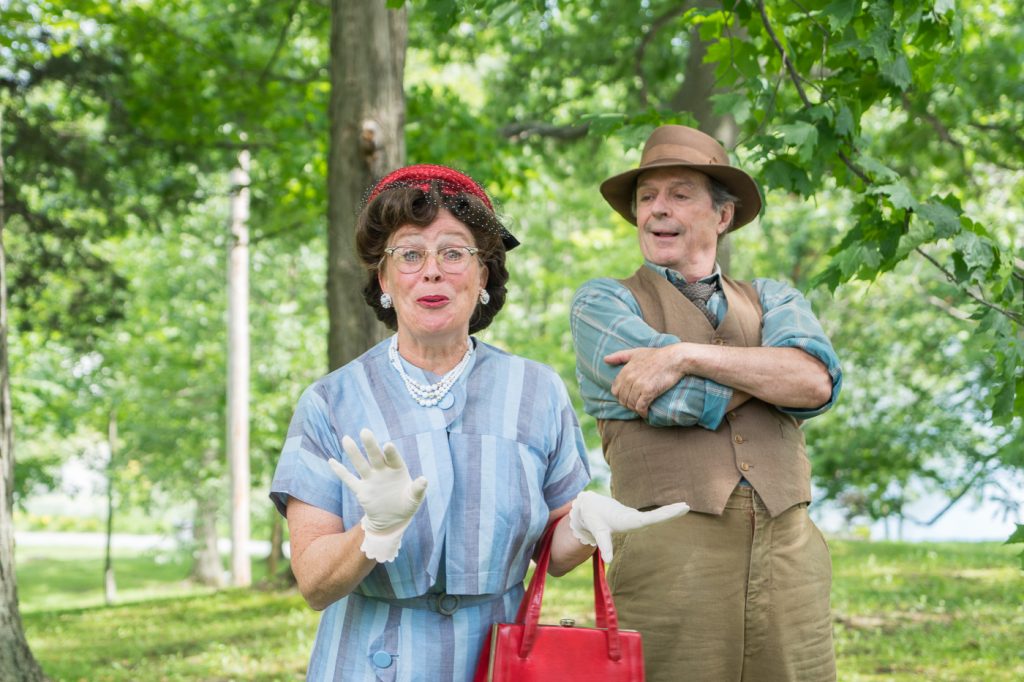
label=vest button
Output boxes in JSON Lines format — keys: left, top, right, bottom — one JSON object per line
{"left": 371, "top": 651, "right": 393, "bottom": 668}
{"left": 740, "top": 462, "right": 750, "bottom": 472}
{"left": 734, "top": 434, "right": 745, "bottom": 444}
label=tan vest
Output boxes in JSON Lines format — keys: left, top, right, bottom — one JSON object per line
{"left": 598, "top": 266, "right": 811, "bottom": 518}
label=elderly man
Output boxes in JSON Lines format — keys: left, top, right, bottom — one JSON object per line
{"left": 570, "top": 125, "right": 843, "bottom": 682}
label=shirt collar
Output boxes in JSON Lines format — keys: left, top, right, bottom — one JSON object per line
{"left": 643, "top": 260, "right": 722, "bottom": 287}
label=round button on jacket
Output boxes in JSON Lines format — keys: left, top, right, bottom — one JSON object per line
{"left": 371, "top": 651, "right": 393, "bottom": 668}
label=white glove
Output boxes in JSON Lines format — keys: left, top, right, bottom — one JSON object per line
{"left": 569, "top": 490, "right": 689, "bottom": 563}
{"left": 329, "top": 428, "right": 428, "bottom": 563}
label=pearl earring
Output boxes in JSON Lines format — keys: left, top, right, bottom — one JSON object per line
{"left": 380, "top": 293, "right": 393, "bottom": 309}
{"left": 479, "top": 288, "right": 491, "bottom": 305}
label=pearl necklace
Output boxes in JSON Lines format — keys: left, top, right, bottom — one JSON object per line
{"left": 388, "top": 335, "right": 474, "bottom": 407}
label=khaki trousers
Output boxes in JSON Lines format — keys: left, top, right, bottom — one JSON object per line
{"left": 607, "top": 487, "right": 836, "bottom": 682}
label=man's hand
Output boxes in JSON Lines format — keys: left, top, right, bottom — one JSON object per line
{"left": 569, "top": 491, "right": 689, "bottom": 562}
{"left": 605, "top": 345, "right": 687, "bottom": 418}
{"left": 329, "top": 428, "right": 428, "bottom": 562}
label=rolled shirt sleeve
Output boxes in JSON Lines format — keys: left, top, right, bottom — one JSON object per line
{"left": 570, "top": 277, "right": 730, "bottom": 429}
{"left": 753, "top": 278, "right": 843, "bottom": 419}
{"left": 570, "top": 268, "right": 842, "bottom": 430}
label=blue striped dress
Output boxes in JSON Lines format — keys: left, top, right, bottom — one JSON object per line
{"left": 270, "top": 336, "right": 591, "bottom": 681}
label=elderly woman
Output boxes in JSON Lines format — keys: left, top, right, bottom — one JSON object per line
{"left": 270, "top": 164, "right": 687, "bottom": 681}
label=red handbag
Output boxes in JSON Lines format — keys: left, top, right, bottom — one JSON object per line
{"left": 472, "top": 522, "right": 645, "bottom": 681}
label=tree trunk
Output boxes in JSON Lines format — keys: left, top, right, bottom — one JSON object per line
{"left": 191, "top": 500, "right": 224, "bottom": 587}
{"left": 103, "top": 411, "right": 117, "bottom": 606}
{"left": 672, "top": 2, "right": 741, "bottom": 275}
{"left": 0, "top": 106, "right": 49, "bottom": 681}
{"left": 326, "top": 0, "right": 407, "bottom": 370}
{"left": 191, "top": 450, "right": 224, "bottom": 588}
{"left": 227, "top": 148, "right": 251, "bottom": 587}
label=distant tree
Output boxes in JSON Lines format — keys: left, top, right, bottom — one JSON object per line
{"left": 1, "top": 0, "right": 332, "bottom": 585}
{"left": 1, "top": 105, "right": 47, "bottom": 682}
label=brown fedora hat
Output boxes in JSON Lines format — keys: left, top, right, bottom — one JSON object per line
{"left": 600, "top": 125, "right": 763, "bottom": 231}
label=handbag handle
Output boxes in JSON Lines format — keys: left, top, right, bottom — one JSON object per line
{"left": 514, "top": 519, "right": 623, "bottom": 661}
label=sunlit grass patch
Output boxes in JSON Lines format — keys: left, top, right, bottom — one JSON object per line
{"left": 26, "top": 589, "right": 316, "bottom": 681}
{"left": 19, "top": 539, "right": 1024, "bottom": 681}
{"left": 831, "top": 540, "right": 1024, "bottom": 681}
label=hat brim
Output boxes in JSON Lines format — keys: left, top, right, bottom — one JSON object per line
{"left": 600, "top": 160, "right": 763, "bottom": 231}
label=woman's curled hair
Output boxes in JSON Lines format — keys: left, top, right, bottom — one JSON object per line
{"left": 355, "top": 182, "right": 510, "bottom": 334}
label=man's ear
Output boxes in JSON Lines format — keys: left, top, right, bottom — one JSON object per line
{"left": 717, "top": 202, "right": 735, "bottom": 235}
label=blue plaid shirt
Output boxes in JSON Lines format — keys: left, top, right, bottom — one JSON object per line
{"left": 570, "top": 262, "right": 842, "bottom": 431}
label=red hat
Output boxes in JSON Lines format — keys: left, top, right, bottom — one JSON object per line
{"left": 367, "top": 164, "right": 494, "bottom": 210}
{"left": 366, "top": 164, "right": 519, "bottom": 249}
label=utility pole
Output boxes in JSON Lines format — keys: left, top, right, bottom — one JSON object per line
{"left": 227, "top": 146, "right": 252, "bottom": 587}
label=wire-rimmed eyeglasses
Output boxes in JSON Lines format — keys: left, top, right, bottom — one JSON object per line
{"left": 381, "top": 246, "right": 481, "bottom": 274}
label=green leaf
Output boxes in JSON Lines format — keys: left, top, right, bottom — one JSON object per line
{"left": 953, "top": 231, "right": 995, "bottom": 274}
{"left": 856, "top": 156, "right": 900, "bottom": 183}
{"left": 992, "top": 373, "right": 1017, "bottom": 421}
{"left": 835, "top": 103, "right": 856, "bottom": 137}
{"left": 776, "top": 122, "right": 819, "bottom": 163}
{"left": 916, "top": 197, "right": 963, "bottom": 239}
{"left": 710, "top": 92, "right": 753, "bottom": 125}
{"left": 869, "top": 182, "right": 918, "bottom": 211}
{"left": 810, "top": 263, "right": 843, "bottom": 293}
{"left": 578, "top": 112, "right": 627, "bottom": 135}
{"left": 1007, "top": 523, "right": 1024, "bottom": 570}
{"left": 417, "top": 0, "right": 458, "bottom": 30}
{"left": 1016, "top": 375, "right": 1024, "bottom": 420}
{"left": 866, "top": 29, "right": 893, "bottom": 65}
{"left": 762, "top": 158, "right": 814, "bottom": 196}
{"left": 822, "top": 0, "right": 859, "bottom": 32}
{"left": 883, "top": 54, "right": 913, "bottom": 91}
{"left": 834, "top": 245, "right": 866, "bottom": 279}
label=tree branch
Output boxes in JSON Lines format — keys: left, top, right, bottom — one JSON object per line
{"left": 970, "top": 120, "right": 1024, "bottom": 152}
{"left": 258, "top": 0, "right": 302, "bottom": 88}
{"left": 634, "top": 5, "right": 689, "bottom": 108}
{"left": 915, "top": 247, "right": 1023, "bottom": 324}
{"left": 501, "top": 122, "right": 589, "bottom": 141}
{"left": 249, "top": 219, "right": 314, "bottom": 245}
{"left": 925, "top": 295, "right": 972, "bottom": 321}
{"left": 757, "top": 1, "right": 812, "bottom": 108}
{"left": 900, "top": 93, "right": 963, "bottom": 151}
{"left": 903, "top": 456, "right": 998, "bottom": 527}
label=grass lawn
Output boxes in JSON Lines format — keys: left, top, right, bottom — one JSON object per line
{"left": 18, "top": 539, "right": 1024, "bottom": 681}
{"left": 830, "top": 541, "right": 1024, "bottom": 681}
